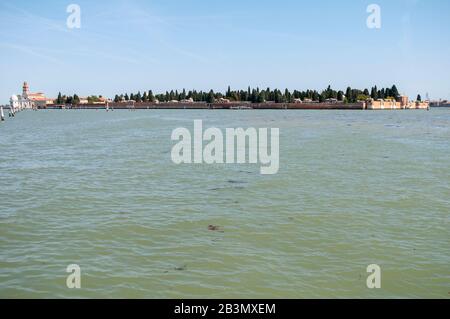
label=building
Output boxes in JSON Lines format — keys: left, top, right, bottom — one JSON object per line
{"left": 217, "top": 97, "right": 231, "bottom": 103}
{"left": 91, "top": 96, "right": 108, "bottom": 104}
{"left": 10, "top": 82, "right": 51, "bottom": 110}
{"left": 430, "top": 100, "right": 450, "bottom": 107}
{"left": 365, "top": 95, "right": 429, "bottom": 110}
{"left": 78, "top": 97, "right": 89, "bottom": 105}
{"left": 180, "top": 98, "right": 194, "bottom": 103}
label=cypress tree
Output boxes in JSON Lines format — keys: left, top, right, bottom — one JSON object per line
{"left": 206, "top": 90, "right": 215, "bottom": 103}
{"left": 56, "top": 92, "right": 63, "bottom": 104}
{"left": 149, "top": 90, "right": 155, "bottom": 102}
{"left": 257, "top": 91, "right": 265, "bottom": 103}
{"left": 346, "top": 87, "right": 352, "bottom": 103}
{"left": 391, "top": 85, "right": 399, "bottom": 98}
{"left": 371, "top": 86, "right": 378, "bottom": 99}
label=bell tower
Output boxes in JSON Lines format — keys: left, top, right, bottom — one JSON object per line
{"left": 22, "top": 81, "right": 29, "bottom": 99}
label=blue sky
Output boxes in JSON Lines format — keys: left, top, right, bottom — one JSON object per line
{"left": 0, "top": 0, "right": 449, "bottom": 102}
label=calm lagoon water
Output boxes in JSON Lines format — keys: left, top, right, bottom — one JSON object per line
{"left": 0, "top": 109, "right": 449, "bottom": 298}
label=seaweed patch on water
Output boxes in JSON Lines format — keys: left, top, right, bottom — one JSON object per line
{"left": 227, "top": 180, "right": 246, "bottom": 184}
{"left": 208, "top": 225, "right": 224, "bottom": 233}
{"left": 209, "top": 185, "right": 246, "bottom": 191}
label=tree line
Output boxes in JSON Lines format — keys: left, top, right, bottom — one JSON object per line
{"left": 113, "top": 85, "right": 401, "bottom": 104}
{"left": 55, "top": 93, "right": 104, "bottom": 104}
{"left": 54, "top": 85, "right": 406, "bottom": 105}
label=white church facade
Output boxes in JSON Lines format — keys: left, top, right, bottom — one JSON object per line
{"left": 10, "top": 82, "right": 51, "bottom": 110}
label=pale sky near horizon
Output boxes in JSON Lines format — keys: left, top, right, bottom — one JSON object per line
{"left": 0, "top": 0, "right": 449, "bottom": 102}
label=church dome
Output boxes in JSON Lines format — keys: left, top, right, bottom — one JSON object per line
{"left": 10, "top": 95, "right": 19, "bottom": 101}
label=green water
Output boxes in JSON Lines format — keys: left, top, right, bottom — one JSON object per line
{"left": 0, "top": 109, "right": 449, "bottom": 298}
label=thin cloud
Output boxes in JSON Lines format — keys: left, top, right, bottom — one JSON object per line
{"left": 0, "top": 43, "right": 64, "bottom": 65}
